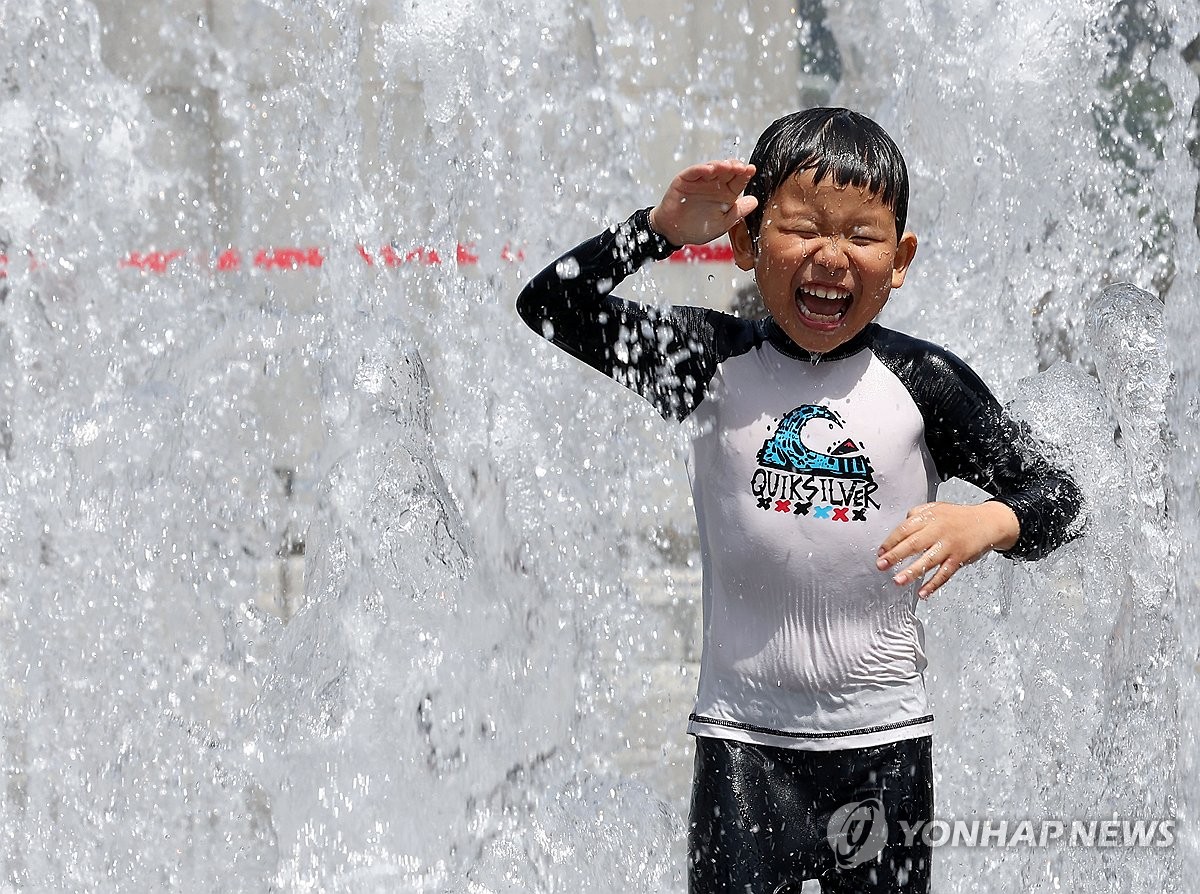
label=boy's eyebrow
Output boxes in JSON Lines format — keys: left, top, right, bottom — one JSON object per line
{"left": 774, "top": 204, "right": 891, "bottom": 226}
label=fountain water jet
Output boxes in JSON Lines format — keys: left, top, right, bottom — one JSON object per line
{"left": 0, "top": 1, "right": 1197, "bottom": 892}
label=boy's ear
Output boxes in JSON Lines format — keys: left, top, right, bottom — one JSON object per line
{"left": 729, "top": 219, "right": 757, "bottom": 271}
{"left": 890, "top": 231, "right": 918, "bottom": 289}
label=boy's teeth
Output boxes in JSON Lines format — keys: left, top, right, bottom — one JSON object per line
{"left": 796, "top": 287, "right": 850, "bottom": 322}
{"left": 800, "top": 306, "right": 843, "bottom": 323}
{"left": 806, "top": 286, "right": 848, "bottom": 300}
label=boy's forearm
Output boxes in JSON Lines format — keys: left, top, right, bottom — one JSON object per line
{"left": 515, "top": 209, "right": 676, "bottom": 332}
{"left": 514, "top": 209, "right": 680, "bottom": 384}
{"left": 986, "top": 467, "right": 1084, "bottom": 561}
{"left": 514, "top": 209, "right": 727, "bottom": 422}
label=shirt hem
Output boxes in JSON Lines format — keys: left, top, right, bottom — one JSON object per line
{"left": 687, "top": 712, "right": 934, "bottom": 752}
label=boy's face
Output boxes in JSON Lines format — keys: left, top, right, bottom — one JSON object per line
{"left": 730, "top": 170, "right": 918, "bottom": 354}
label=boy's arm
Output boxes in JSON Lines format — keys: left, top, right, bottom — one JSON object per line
{"left": 516, "top": 161, "right": 759, "bottom": 421}
{"left": 516, "top": 210, "right": 719, "bottom": 420}
{"left": 874, "top": 336, "right": 1085, "bottom": 597}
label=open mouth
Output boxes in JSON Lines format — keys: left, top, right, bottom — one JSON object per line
{"left": 795, "top": 285, "right": 852, "bottom": 327}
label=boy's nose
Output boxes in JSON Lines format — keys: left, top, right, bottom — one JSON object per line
{"left": 812, "top": 236, "right": 849, "bottom": 271}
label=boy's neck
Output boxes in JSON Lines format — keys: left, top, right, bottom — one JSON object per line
{"left": 766, "top": 319, "right": 877, "bottom": 363}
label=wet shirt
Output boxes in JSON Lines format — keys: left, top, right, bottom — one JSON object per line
{"left": 517, "top": 209, "right": 1083, "bottom": 751}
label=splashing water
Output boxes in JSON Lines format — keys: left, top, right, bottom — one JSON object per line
{"left": 0, "top": 1, "right": 1197, "bottom": 892}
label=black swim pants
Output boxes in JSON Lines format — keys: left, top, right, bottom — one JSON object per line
{"left": 687, "top": 734, "right": 933, "bottom": 894}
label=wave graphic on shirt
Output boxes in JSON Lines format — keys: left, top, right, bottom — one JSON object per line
{"left": 756, "top": 405, "right": 873, "bottom": 480}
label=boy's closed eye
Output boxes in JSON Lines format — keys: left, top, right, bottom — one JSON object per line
{"left": 776, "top": 223, "right": 888, "bottom": 244}
{"left": 848, "top": 227, "right": 887, "bottom": 245}
{"left": 778, "top": 223, "right": 821, "bottom": 238}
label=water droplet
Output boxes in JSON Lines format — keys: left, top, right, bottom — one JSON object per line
{"left": 555, "top": 256, "right": 581, "bottom": 279}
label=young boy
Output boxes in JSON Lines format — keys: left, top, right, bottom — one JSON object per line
{"left": 516, "top": 108, "right": 1082, "bottom": 893}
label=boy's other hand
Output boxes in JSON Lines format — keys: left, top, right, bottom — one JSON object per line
{"left": 875, "top": 501, "right": 1021, "bottom": 599}
{"left": 649, "top": 159, "right": 759, "bottom": 247}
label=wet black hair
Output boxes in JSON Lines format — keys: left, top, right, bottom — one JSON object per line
{"left": 743, "top": 107, "right": 909, "bottom": 239}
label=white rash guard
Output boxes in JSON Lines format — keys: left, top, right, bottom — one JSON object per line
{"left": 517, "top": 209, "right": 1084, "bottom": 751}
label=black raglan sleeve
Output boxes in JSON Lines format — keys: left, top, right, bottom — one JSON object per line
{"left": 873, "top": 329, "right": 1085, "bottom": 561}
{"left": 516, "top": 209, "right": 749, "bottom": 422}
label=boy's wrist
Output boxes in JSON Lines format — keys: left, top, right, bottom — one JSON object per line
{"left": 635, "top": 207, "right": 683, "bottom": 257}
{"left": 983, "top": 499, "right": 1021, "bottom": 552}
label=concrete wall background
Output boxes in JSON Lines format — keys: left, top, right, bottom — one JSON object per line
{"left": 91, "top": 0, "right": 833, "bottom": 310}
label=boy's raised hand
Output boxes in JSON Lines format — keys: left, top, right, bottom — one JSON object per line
{"left": 649, "top": 159, "right": 759, "bottom": 247}
{"left": 876, "top": 501, "right": 1021, "bottom": 599}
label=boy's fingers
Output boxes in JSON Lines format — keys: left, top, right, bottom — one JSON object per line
{"left": 878, "top": 502, "right": 995, "bottom": 591}
{"left": 720, "top": 161, "right": 754, "bottom": 184}
{"left": 716, "top": 196, "right": 758, "bottom": 224}
{"left": 917, "top": 558, "right": 961, "bottom": 599}
{"left": 877, "top": 524, "right": 926, "bottom": 567}
{"left": 675, "top": 162, "right": 755, "bottom": 204}
{"left": 883, "top": 503, "right": 934, "bottom": 538}
{"left": 677, "top": 162, "right": 719, "bottom": 181}
{"left": 715, "top": 157, "right": 753, "bottom": 175}
{"left": 678, "top": 159, "right": 751, "bottom": 184}
{"left": 877, "top": 531, "right": 929, "bottom": 572}
{"left": 733, "top": 195, "right": 759, "bottom": 219}
{"left": 875, "top": 535, "right": 911, "bottom": 570}
{"left": 891, "top": 540, "right": 946, "bottom": 586}
{"left": 877, "top": 503, "right": 941, "bottom": 568}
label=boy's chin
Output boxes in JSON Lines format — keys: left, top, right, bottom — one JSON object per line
{"left": 779, "top": 317, "right": 866, "bottom": 353}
